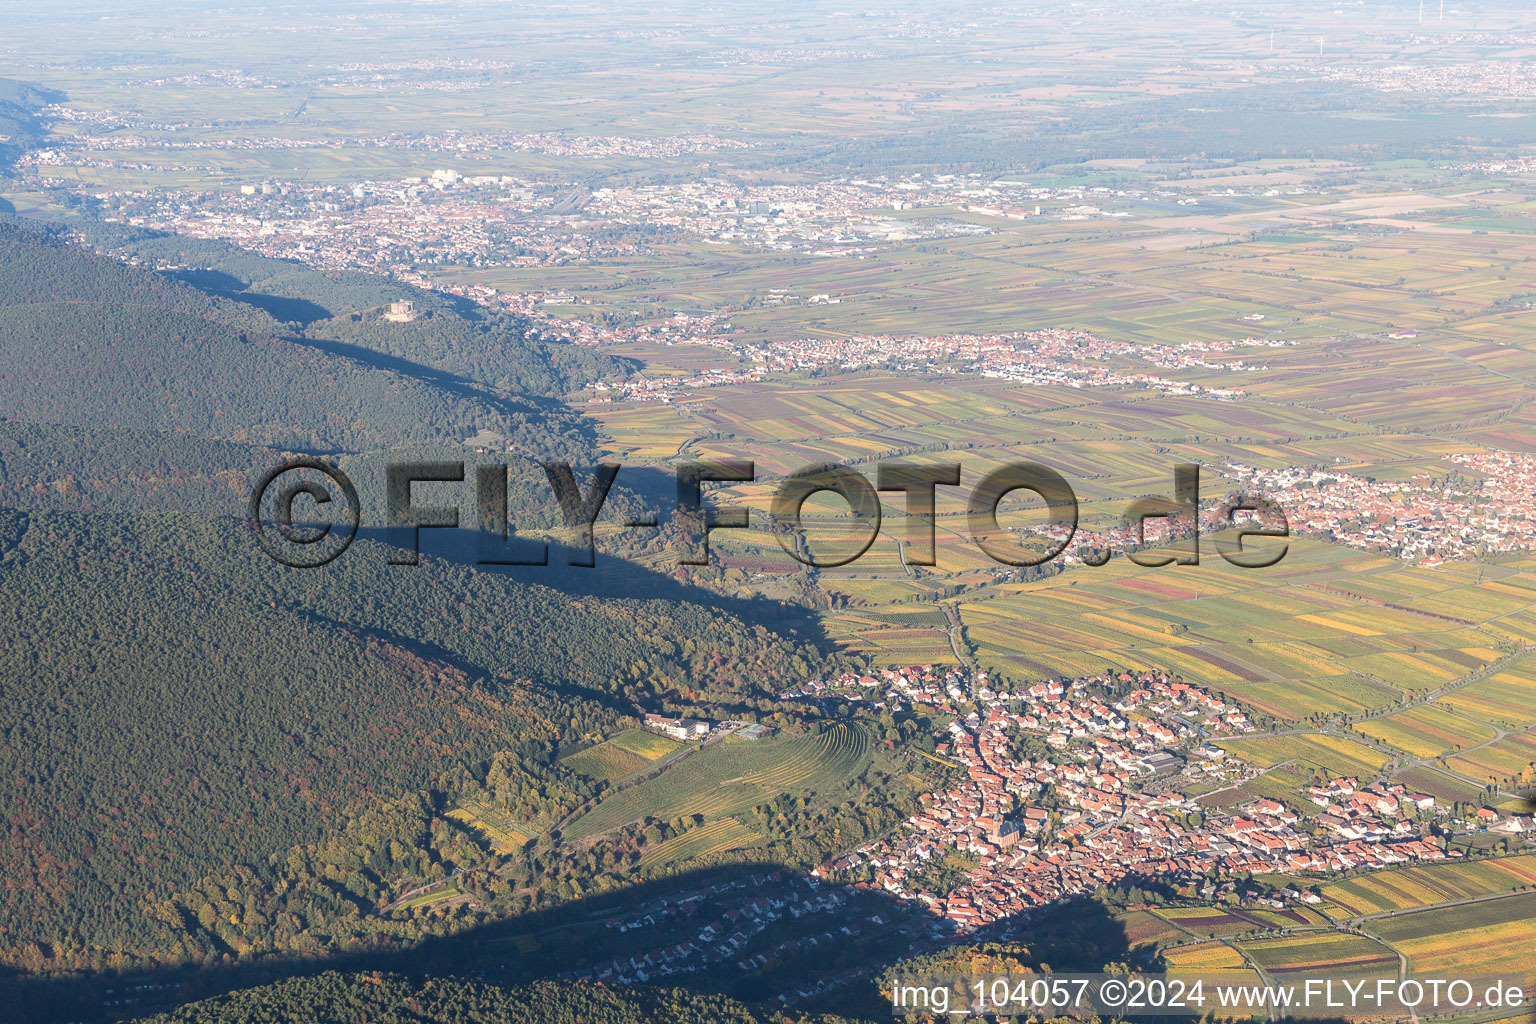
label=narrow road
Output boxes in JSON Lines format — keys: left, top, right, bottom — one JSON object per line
{"left": 381, "top": 867, "right": 465, "bottom": 913}
{"left": 941, "top": 601, "right": 973, "bottom": 670}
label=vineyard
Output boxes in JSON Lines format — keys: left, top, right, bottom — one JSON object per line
{"left": 1365, "top": 893, "right": 1536, "bottom": 974}
{"left": 638, "top": 816, "right": 762, "bottom": 869}
{"left": 1353, "top": 704, "right": 1498, "bottom": 759}
{"left": 561, "top": 742, "right": 652, "bottom": 782}
{"left": 1441, "top": 661, "right": 1536, "bottom": 729}
{"left": 1216, "top": 733, "right": 1389, "bottom": 778}
{"left": 1235, "top": 932, "right": 1398, "bottom": 978}
{"left": 1444, "top": 729, "right": 1536, "bottom": 785}
{"left": 1116, "top": 910, "right": 1186, "bottom": 951}
{"left": 1319, "top": 855, "right": 1536, "bottom": 917}
{"left": 563, "top": 724, "right": 871, "bottom": 841}
{"left": 1154, "top": 904, "right": 1327, "bottom": 939}
{"left": 563, "top": 727, "right": 683, "bottom": 781}
{"left": 444, "top": 801, "right": 537, "bottom": 855}
{"left": 1160, "top": 941, "right": 1250, "bottom": 973}
{"left": 1154, "top": 906, "right": 1267, "bottom": 939}
{"left": 609, "top": 727, "right": 682, "bottom": 760}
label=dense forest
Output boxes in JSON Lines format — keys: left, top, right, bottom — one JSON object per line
{"left": 138, "top": 972, "right": 875, "bottom": 1024}
{"left": 0, "top": 220, "right": 621, "bottom": 456}
{"left": 0, "top": 215, "right": 853, "bottom": 997}
{"left": 0, "top": 504, "right": 840, "bottom": 970}
{"left": 0, "top": 223, "right": 276, "bottom": 331}
{"left": 0, "top": 300, "right": 534, "bottom": 452}
{"left": 0, "top": 421, "right": 282, "bottom": 515}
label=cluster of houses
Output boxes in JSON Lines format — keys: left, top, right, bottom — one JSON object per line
{"left": 1234, "top": 451, "right": 1536, "bottom": 561}
{"left": 559, "top": 661, "right": 1529, "bottom": 999}
{"left": 796, "top": 665, "right": 1254, "bottom": 741}
{"left": 576, "top": 871, "right": 879, "bottom": 988}
{"left": 1322, "top": 60, "right": 1536, "bottom": 100}
{"left": 729, "top": 326, "right": 1257, "bottom": 401}
{"left": 816, "top": 665, "right": 1476, "bottom": 933}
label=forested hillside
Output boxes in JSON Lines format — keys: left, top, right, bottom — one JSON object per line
{"left": 0, "top": 503, "right": 835, "bottom": 970}
{"left": 0, "top": 301, "right": 530, "bottom": 451}
{"left": 138, "top": 972, "right": 873, "bottom": 1024}
{"left": 0, "top": 78, "right": 60, "bottom": 170}
{"left": 0, "top": 223, "right": 276, "bottom": 331}
{"left": 0, "top": 421, "right": 280, "bottom": 514}
{"left": 0, "top": 216, "right": 844, "bottom": 995}
{"left": 0, "top": 221, "right": 623, "bottom": 455}
{"left": 71, "top": 220, "right": 635, "bottom": 394}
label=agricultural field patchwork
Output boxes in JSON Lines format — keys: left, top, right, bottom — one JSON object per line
{"left": 17, "top": 1, "right": 1536, "bottom": 1018}
{"left": 1216, "top": 734, "right": 1389, "bottom": 778}
{"left": 1390, "top": 766, "right": 1490, "bottom": 805}
{"left": 1440, "top": 662, "right": 1536, "bottom": 729}
{"left": 1365, "top": 893, "right": 1536, "bottom": 975}
{"left": 1154, "top": 906, "right": 1283, "bottom": 939}
{"left": 1117, "top": 909, "right": 1188, "bottom": 951}
{"left": 1236, "top": 932, "right": 1399, "bottom": 978}
{"left": 1318, "top": 856, "right": 1536, "bottom": 918}
{"left": 1353, "top": 705, "right": 1499, "bottom": 759}
{"left": 1443, "top": 728, "right": 1536, "bottom": 787}
{"left": 1160, "top": 941, "right": 1252, "bottom": 973}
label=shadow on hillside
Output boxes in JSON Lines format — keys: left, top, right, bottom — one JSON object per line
{"left": 224, "top": 290, "right": 334, "bottom": 326}
{"left": 0, "top": 864, "right": 1141, "bottom": 1022}
{"left": 290, "top": 335, "right": 538, "bottom": 406}
{"left": 316, "top": 460, "right": 822, "bottom": 649}
{"left": 301, "top": 523, "right": 835, "bottom": 717}
{"left": 162, "top": 267, "right": 336, "bottom": 325}
{"left": 279, "top": 333, "right": 588, "bottom": 442}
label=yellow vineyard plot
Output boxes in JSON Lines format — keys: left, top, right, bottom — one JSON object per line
{"left": 446, "top": 802, "right": 536, "bottom": 855}
{"left": 1162, "top": 941, "right": 1251, "bottom": 973}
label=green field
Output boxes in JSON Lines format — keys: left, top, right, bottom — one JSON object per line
{"left": 563, "top": 723, "right": 871, "bottom": 840}
{"left": 394, "top": 883, "right": 464, "bottom": 912}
